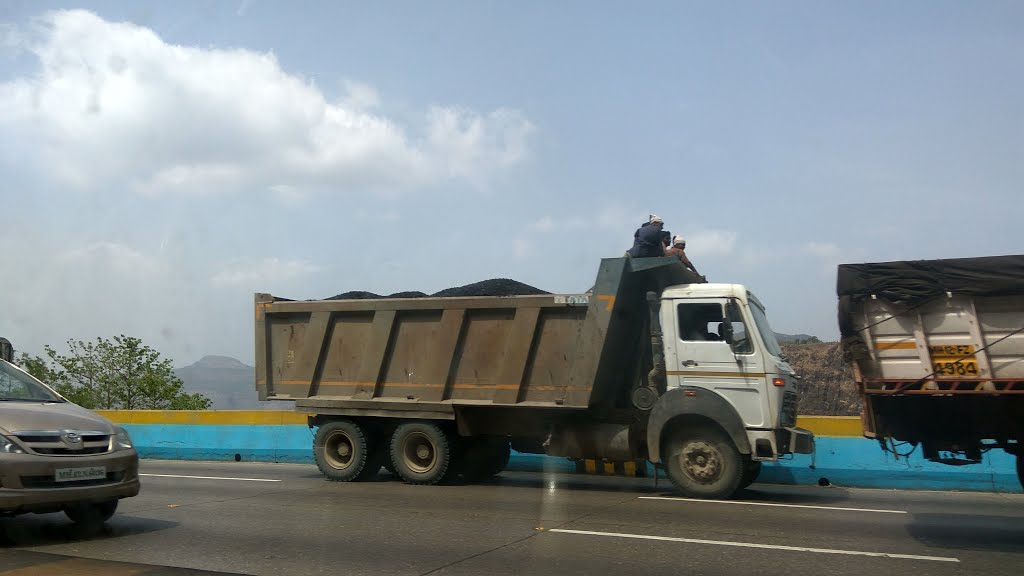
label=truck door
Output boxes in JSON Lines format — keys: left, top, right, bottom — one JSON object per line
{"left": 664, "top": 299, "right": 769, "bottom": 428}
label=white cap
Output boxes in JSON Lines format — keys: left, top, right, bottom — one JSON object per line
{"left": 673, "top": 235, "right": 685, "bottom": 246}
{"left": 649, "top": 214, "right": 663, "bottom": 224}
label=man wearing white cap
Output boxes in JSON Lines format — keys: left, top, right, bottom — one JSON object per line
{"left": 666, "top": 235, "right": 701, "bottom": 276}
{"left": 627, "top": 214, "right": 666, "bottom": 258}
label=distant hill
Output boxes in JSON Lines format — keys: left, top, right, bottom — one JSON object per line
{"left": 774, "top": 332, "right": 821, "bottom": 344}
{"left": 175, "top": 356, "right": 293, "bottom": 410}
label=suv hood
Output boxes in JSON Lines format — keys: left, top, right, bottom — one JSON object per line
{"left": 0, "top": 402, "right": 116, "bottom": 435}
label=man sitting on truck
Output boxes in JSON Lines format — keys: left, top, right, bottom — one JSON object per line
{"left": 666, "top": 235, "right": 701, "bottom": 276}
{"left": 627, "top": 215, "right": 666, "bottom": 258}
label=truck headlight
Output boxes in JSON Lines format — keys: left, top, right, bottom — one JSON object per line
{"left": 114, "top": 427, "right": 134, "bottom": 450}
{"left": 0, "top": 436, "right": 25, "bottom": 454}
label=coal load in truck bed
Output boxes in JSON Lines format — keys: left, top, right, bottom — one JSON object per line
{"left": 325, "top": 279, "right": 549, "bottom": 300}
{"left": 432, "top": 279, "right": 550, "bottom": 297}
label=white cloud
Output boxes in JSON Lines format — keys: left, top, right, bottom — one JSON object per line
{"left": 58, "top": 241, "right": 162, "bottom": 276}
{"left": 0, "top": 10, "right": 533, "bottom": 197}
{"left": 211, "top": 258, "right": 324, "bottom": 288}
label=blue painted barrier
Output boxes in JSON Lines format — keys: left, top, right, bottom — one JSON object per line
{"left": 120, "top": 422, "right": 1020, "bottom": 492}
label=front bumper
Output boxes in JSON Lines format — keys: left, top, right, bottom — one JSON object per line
{"left": 0, "top": 449, "right": 140, "bottom": 515}
{"left": 785, "top": 427, "right": 815, "bottom": 454}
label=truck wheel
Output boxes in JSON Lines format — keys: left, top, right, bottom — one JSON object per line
{"left": 461, "top": 438, "right": 511, "bottom": 482}
{"left": 739, "top": 460, "right": 762, "bottom": 489}
{"left": 314, "top": 420, "right": 379, "bottom": 482}
{"left": 64, "top": 499, "right": 118, "bottom": 526}
{"left": 390, "top": 422, "right": 455, "bottom": 485}
{"left": 664, "top": 426, "right": 744, "bottom": 499}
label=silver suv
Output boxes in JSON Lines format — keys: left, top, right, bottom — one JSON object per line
{"left": 0, "top": 357, "right": 140, "bottom": 526}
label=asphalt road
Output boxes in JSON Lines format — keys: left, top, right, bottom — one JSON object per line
{"left": 1, "top": 460, "right": 1022, "bottom": 576}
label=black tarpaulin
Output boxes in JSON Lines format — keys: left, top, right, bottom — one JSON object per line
{"left": 837, "top": 255, "right": 1024, "bottom": 339}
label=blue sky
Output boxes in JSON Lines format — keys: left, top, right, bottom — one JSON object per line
{"left": 1, "top": 2, "right": 1021, "bottom": 365}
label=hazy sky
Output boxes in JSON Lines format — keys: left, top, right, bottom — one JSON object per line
{"left": 2, "top": 2, "right": 1021, "bottom": 366}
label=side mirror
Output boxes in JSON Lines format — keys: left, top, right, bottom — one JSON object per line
{"left": 721, "top": 321, "right": 734, "bottom": 344}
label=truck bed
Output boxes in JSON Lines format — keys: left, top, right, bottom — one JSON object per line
{"left": 255, "top": 257, "right": 701, "bottom": 414}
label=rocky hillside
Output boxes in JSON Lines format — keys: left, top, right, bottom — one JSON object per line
{"left": 782, "top": 342, "right": 860, "bottom": 416}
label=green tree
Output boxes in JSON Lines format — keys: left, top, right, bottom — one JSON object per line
{"left": 28, "top": 336, "right": 211, "bottom": 410}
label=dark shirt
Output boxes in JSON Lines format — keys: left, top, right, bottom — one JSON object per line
{"left": 628, "top": 224, "right": 664, "bottom": 257}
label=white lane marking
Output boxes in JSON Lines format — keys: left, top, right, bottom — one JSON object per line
{"left": 639, "top": 496, "right": 906, "bottom": 514}
{"left": 140, "top": 473, "right": 281, "bottom": 482}
{"left": 547, "top": 529, "right": 959, "bottom": 563}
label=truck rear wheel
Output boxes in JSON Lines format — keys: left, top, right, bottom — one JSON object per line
{"left": 664, "top": 426, "right": 744, "bottom": 499}
{"left": 390, "top": 422, "right": 456, "bottom": 485}
{"left": 461, "top": 437, "right": 511, "bottom": 482}
{"left": 314, "top": 420, "right": 379, "bottom": 482}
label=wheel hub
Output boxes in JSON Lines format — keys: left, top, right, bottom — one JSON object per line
{"left": 402, "top": 432, "right": 437, "bottom": 474}
{"left": 680, "top": 440, "right": 722, "bottom": 483}
{"left": 324, "top": 431, "right": 355, "bottom": 470}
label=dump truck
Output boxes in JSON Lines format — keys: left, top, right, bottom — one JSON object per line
{"left": 838, "top": 255, "right": 1024, "bottom": 488}
{"left": 254, "top": 256, "right": 814, "bottom": 499}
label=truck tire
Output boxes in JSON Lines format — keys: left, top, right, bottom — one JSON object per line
{"left": 461, "top": 438, "right": 511, "bottom": 482}
{"left": 314, "top": 420, "right": 379, "bottom": 482}
{"left": 64, "top": 499, "right": 118, "bottom": 526}
{"left": 664, "top": 425, "right": 744, "bottom": 499}
{"left": 739, "top": 460, "right": 762, "bottom": 490}
{"left": 390, "top": 422, "right": 456, "bottom": 485}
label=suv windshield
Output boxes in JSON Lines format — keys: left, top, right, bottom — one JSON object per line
{"left": 0, "top": 360, "right": 62, "bottom": 402}
{"left": 747, "top": 295, "right": 784, "bottom": 359}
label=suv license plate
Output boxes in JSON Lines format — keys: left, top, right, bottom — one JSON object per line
{"left": 55, "top": 467, "right": 107, "bottom": 482}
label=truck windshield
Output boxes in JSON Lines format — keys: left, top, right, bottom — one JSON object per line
{"left": 0, "top": 360, "right": 62, "bottom": 402}
{"left": 748, "top": 297, "right": 784, "bottom": 359}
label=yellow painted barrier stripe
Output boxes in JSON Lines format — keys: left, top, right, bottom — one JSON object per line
{"left": 98, "top": 411, "right": 866, "bottom": 437}
{"left": 623, "top": 461, "right": 637, "bottom": 476}
{"left": 795, "top": 416, "right": 863, "bottom": 437}
{"left": 97, "top": 410, "right": 308, "bottom": 426}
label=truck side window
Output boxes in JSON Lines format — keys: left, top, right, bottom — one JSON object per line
{"left": 725, "top": 302, "right": 754, "bottom": 354}
{"left": 677, "top": 303, "right": 728, "bottom": 342}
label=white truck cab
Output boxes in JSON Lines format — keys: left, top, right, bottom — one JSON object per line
{"left": 660, "top": 283, "right": 810, "bottom": 460}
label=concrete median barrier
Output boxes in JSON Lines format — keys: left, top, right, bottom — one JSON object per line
{"left": 97, "top": 411, "right": 1021, "bottom": 492}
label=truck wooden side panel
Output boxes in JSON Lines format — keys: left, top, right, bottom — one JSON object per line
{"left": 255, "top": 257, "right": 699, "bottom": 412}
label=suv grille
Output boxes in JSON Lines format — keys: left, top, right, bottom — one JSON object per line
{"left": 12, "top": 431, "right": 112, "bottom": 456}
{"left": 781, "top": 391, "right": 799, "bottom": 428}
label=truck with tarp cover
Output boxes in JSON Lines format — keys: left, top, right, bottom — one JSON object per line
{"left": 838, "top": 255, "right": 1024, "bottom": 488}
{"left": 254, "top": 256, "right": 813, "bottom": 499}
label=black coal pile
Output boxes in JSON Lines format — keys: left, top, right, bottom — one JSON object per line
{"left": 325, "top": 279, "right": 549, "bottom": 300}
{"left": 326, "top": 290, "right": 381, "bottom": 300}
{"left": 388, "top": 291, "right": 429, "bottom": 298}
{"left": 431, "top": 279, "right": 549, "bottom": 297}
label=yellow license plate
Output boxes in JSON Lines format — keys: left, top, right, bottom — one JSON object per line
{"left": 929, "top": 344, "right": 979, "bottom": 377}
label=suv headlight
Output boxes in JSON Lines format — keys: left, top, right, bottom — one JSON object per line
{"left": 0, "top": 436, "right": 25, "bottom": 454}
{"left": 113, "top": 427, "right": 134, "bottom": 450}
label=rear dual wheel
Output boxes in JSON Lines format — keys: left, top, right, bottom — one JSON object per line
{"left": 313, "top": 420, "right": 384, "bottom": 482}
{"left": 461, "top": 437, "right": 511, "bottom": 482}
{"left": 389, "top": 422, "right": 458, "bottom": 485}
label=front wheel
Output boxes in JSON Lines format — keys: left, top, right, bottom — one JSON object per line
{"left": 664, "top": 426, "right": 744, "bottom": 499}
{"left": 65, "top": 499, "right": 118, "bottom": 526}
